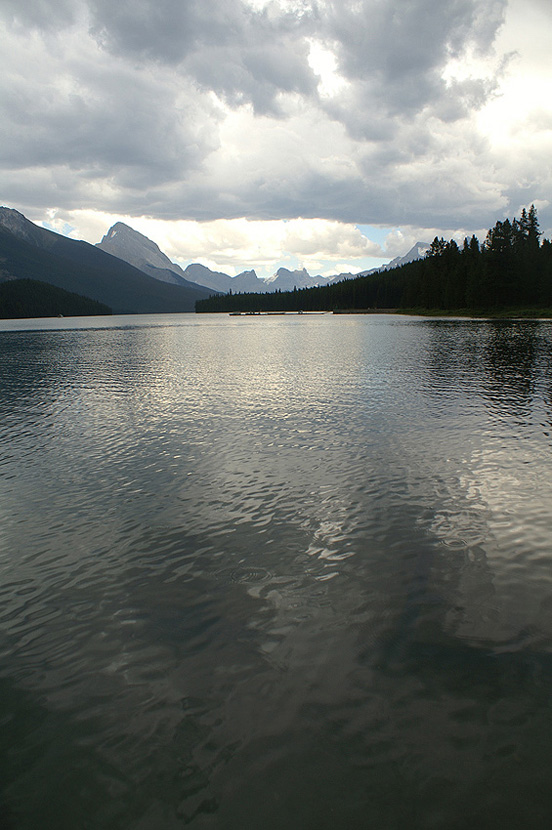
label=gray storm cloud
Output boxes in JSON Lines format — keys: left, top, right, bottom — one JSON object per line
{"left": 1, "top": 0, "right": 550, "bottom": 236}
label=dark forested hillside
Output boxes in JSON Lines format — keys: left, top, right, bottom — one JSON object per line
{"left": 0, "top": 279, "right": 111, "bottom": 318}
{"left": 0, "top": 211, "right": 213, "bottom": 313}
{"left": 197, "top": 206, "right": 552, "bottom": 315}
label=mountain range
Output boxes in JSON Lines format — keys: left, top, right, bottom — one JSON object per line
{"left": 97, "top": 220, "right": 430, "bottom": 293}
{"left": 96, "top": 222, "right": 336, "bottom": 293}
{"left": 0, "top": 206, "right": 430, "bottom": 315}
{"left": 0, "top": 208, "right": 214, "bottom": 313}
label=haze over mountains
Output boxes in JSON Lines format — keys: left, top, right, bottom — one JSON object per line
{"left": 0, "top": 207, "right": 214, "bottom": 313}
{"left": 96, "top": 222, "right": 334, "bottom": 293}
{"left": 0, "top": 206, "right": 430, "bottom": 316}
{"left": 97, "top": 221, "right": 430, "bottom": 293}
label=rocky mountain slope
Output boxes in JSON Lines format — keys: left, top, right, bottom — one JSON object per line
{"left": 0, "top": 208, "right": 214, "bottom": 313}
{"left": 94, "top": 222, "right": 430, "bottom": 293}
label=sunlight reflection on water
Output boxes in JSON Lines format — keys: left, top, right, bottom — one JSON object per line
{"left": 1, "top": 314, "right": 552, "bottom": 828}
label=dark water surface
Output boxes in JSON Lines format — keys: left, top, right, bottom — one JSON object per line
{"left": 1, "top": 312, "right": 552, "bottom": 829}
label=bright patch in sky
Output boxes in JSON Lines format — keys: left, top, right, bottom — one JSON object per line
{"left": 3, "top": 0, "right": 552, "bottom": 272}
{"left": 42, "top": 210, "right": 387, "bottom": 277}
{"left": 307, "top": 40, "right": 347, "bottom": 98}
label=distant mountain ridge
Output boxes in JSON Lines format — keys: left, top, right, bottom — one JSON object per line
{"left": 357, "top": 242, "right": 431, "bottom": 276}
{"left": 0, "top": 207, "right": 431, "bottom": 315}
{"left": 182, "top": 264, "right": 331, "bottom": 293}
{"left": 96, "top": 223, "right": 342, "bottom": 293}
{"left": 96, "top": 222, "right": 430, "bottom": 294}
{"left": 0, "top": 208, "right": 214, "bottom": 313}
{"left": 183, "top": 263, "right": 267, "bottom": 293}
{"left": 94, "top": 222, "right": 430, "bottom": 293}
{"left": 265, "top": 267, "right": 329, "bottom": 291}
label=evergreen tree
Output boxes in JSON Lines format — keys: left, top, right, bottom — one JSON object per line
{"left": 528, "top": 204, "right": 541, "bottom": 250}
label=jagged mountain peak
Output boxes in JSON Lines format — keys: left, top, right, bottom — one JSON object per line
{"left": 276, "top": 266, "right": 309, "bottom": 276}
{"left": 0, "top": 206, "right": 213, "bottom": 312}
{"left": 357, "top": 241, "right": 431, "bottom": 277}
{"left": 99, "top": 222, "right": 163, "bottom": 254}
{"left": 386, "top": 242, "right": 430, "bottom": 267}
{"left": 0, "top": 206, "right": 41, "bottom": 238}
{"left": 96, "top": 222, "right": 196, "bottom": 287}
{"left": 0, "top": 206, "right": 26, "bottom": 223}
{"left": 103, "top": 222, "right": 132, "bottom": 238}
{"left": 0, "top": 206, "right": 65, "bottom": 252}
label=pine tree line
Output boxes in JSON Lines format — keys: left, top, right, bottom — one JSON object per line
{"left": 197, "top": 206, "right": 552, "bottom": 314}
{"left": 0, "top": 279, "right": 112, "bottom": 318}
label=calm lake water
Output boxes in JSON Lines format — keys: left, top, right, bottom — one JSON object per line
{"left": 1, "top": 312, "right": 552, "bottom": 829}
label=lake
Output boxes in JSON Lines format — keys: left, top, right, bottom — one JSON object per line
{"left": 1, "top": 312, "right": 552, "bottom": 829}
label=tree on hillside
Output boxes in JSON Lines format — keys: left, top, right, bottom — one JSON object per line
{"left": 427, "top": 237, "right": 447, "bottom": 257}
{"left": 484, "top": 219, "right": 515, "bottom": 254}
{"left": 514, "top": 205, "right": 541, "bottom": 252}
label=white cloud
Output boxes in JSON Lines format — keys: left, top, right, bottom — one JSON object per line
{"left": 307, "top": 39, "right": 347, "bottom": 98}
{"left": 40, "top": 209, "right": 383, "bottom": 276}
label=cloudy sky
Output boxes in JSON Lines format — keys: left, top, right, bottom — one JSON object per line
{"left": 2, "top": 0, "right": 551, "bottom": 277}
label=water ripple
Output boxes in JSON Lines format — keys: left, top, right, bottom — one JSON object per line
{"left": 1, "top": 316, "right": 552, "bottom": 828}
